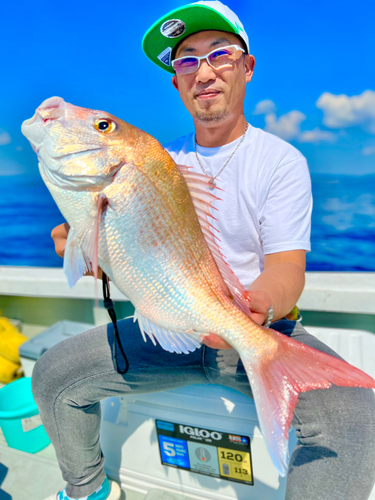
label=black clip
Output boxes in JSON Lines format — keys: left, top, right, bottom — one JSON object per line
{"left": 102, "top": 272, "right": 129, "bottom": 375}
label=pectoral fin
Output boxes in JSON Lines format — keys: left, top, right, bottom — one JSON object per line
{"left": 63, "top": 214, "right": 99, "bottom": 287}
{"left": 63, "top": 195, "right": 108, "bottom": 287}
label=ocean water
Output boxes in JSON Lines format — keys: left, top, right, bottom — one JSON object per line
{"left": 309, "top": 174, "right": 375, "bottom": 271}
{"left": 1, "top": 173, "right": 374, "bottom": 271}
{"left": 0, "top": 176, "right": 64, "bottom": 267}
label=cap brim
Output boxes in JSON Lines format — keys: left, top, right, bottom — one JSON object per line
{"left": 142, "top": 4, "right": 241, "bottom": 74}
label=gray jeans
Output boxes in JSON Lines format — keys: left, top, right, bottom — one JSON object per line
{"left": 32, "top": 319, "right": 375, "bottom": 499}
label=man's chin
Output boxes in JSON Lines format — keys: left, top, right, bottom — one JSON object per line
{"left": 194, "top": 108, "right": 229, "bottom": 125}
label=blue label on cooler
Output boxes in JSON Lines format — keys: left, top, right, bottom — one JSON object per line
{"left": 155, "top": 419, "right": 253, "bottom": 485}
{"left": 156, "top": 421, "right": 175, "bottom": 432}
{"left": 159, "top": 435, "right": 190, "bottom": 468}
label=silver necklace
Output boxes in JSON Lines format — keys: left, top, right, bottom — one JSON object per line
{"left": 194, "top": 123, "right": 249, "bottom": 190}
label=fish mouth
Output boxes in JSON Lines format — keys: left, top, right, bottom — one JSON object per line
{"left": 22, "top": 97, "right": 68, "bottom": 153}
{"left": 23, "top": 96, "right": 65, "bottom": 126}
{"left": 22, "top": 97, "right": 65, "bottom": 139}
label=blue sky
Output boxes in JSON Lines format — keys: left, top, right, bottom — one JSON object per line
{"left": 1, "top": 0, "right": 375, "bottom": 177}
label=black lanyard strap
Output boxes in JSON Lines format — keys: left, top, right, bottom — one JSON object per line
{"left": 102, "top": 272, "right": 129, "bottom": 375}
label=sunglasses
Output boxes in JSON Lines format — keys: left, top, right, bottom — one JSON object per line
{"left": 172, "top": 45, "right": 246, "bottom": 75}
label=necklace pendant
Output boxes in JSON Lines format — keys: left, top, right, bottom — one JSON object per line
{"left": 194, "top": 124, "right": 248, "bottom": 191}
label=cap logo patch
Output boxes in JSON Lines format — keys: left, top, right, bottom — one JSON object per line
{"left": 157, "top": 47, "right": 172, "bottom": 66}
{"left": 160, "top": 19, "right": 186, "bottom": 38}
{"left": 235, "top": 21, "right": 244, "bottom": 32}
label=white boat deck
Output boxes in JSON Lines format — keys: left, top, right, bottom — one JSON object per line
{"left": 1, "top": 267, "right": 375, "bottom": 315}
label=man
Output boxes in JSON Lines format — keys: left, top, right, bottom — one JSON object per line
{"left": 33, "top": 2, "right": 375, "bottom": 499}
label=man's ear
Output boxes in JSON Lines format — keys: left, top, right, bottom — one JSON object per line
{"left": 244, "top": 55, "right": 256, "bottom": 83}
{"left": 172, "top": 75, "right": 179, "bottom": 91}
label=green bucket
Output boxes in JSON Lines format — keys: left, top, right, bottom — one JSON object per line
{"left": 0, "top": 377, "right": 51, "bottom": 453}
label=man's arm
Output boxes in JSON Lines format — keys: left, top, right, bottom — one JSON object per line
{"left": 248, "top": 249, "right": 306, "bottom": 325}
{"left": 202, "top": 249, "right": 306, "bottom": 349}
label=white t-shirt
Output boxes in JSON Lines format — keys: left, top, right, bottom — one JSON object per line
{"left": 164, "top": 124, "right": 312, "bottom": 289}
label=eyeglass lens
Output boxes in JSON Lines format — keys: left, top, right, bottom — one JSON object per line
{"left": 173, "top": 46, "right": 242, "bottom": 75}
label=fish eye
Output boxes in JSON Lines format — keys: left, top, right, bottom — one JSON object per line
{"left": 94, "top": 118, "right": 116, "bottom": 134}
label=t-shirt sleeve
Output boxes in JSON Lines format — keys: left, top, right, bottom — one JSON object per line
{"left": 258, "top": 156, "right": 312, "bottom": 254}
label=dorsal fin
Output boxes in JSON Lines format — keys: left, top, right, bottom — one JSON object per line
{"left": 178, "top": 165, "right": 252, "bottom": 316}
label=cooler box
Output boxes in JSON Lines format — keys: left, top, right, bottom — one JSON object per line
{"left": 99, "top": 326, "right": 375, "bottom": 500}
{"left": 101, "top": 384, "right": 296, "bottom": 500}
{"left": 19, "top": 320, "right": 94, "bottom": 377}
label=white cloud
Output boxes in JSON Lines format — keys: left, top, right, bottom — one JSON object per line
{"left": 316, "top": 90, "right": 375, "bottom": 133}
{"left": 0, "top": 159, "right": 27, "bottom": 176}
{"left": 362, "top": 146, "right": 375, "bottom": 156}
{"left": 264, "top": 110, "right": 306, "bottom": 141}
{"left": 0, "top": 130, "right": 11, "bottom": 146}
{"left": 257, "top": 101, "right": 342, "bottom": 144}
{"left": 299, "top": 127, "right": 338, "bottom": 144}
{"left": 253, "top": 99, "right": 276, "bottom": 115}
{"left": 322, "top": 194, "right": 375, "bottom": 230}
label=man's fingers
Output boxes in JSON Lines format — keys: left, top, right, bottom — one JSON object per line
{"left": 250, "top": 312, "right": 267, "bottom": 326}
{"left": 247, "top": 290, "right": 271, "bottom": 324}
{"left": 51, "top": 222, "right": 70, "bottom": 258}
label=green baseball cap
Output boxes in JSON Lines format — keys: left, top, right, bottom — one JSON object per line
{"left": 142, "top": 1, "right": 250, "bottom": 74}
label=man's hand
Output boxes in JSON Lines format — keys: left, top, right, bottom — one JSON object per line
{"left": 246, "top": 289, "right": 272, "bottom": 326}
{"left": 202, "top": 250, "right": 306, "bottom": 350}
{"left": 51, "top": 222, "right": 70, "bottom": 258}
{"left": 202, "top": 289, "right": 271, "bottom": 350}
{"left": 50, "top": 222, "right": 102, "bottom": 278}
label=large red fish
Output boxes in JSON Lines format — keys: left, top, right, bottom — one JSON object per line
{"left": 22, "top": 97, "right": 375, "bottom": 475}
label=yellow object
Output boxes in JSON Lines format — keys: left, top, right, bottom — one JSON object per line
{"left": 0, "top": 354, "right": 23, "bottom": 384}
{"left": 0, "top": 317, "right": 27, "bottom": 383}
{"left": 0, "top": 317, "right": 28, "bottom": 363}
{"left": 218, "top": 447, "right": 252, "bottom": 482}
{"left": 290, "top": 306, "right": 300, "bottom": 321}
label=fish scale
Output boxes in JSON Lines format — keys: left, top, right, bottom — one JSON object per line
{"left": 22, "top": 96, "right": 375, "bottom": 477}
{"left": 97, "top": 158, "right": 228, "bottom": 325}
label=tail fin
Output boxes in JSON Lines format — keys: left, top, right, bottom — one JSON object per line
{"left": 239, "top": 328, "right": 375, "bottom": 476}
